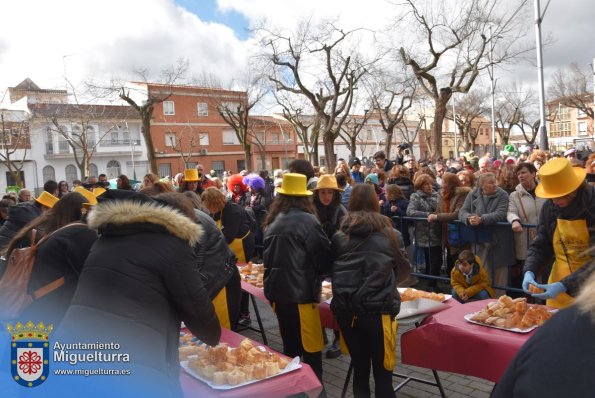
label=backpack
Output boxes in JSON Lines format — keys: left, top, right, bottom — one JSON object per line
{"left": 0, "top": 224, "right": 81, "bottom": 321}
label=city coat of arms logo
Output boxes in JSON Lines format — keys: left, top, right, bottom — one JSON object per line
{"left": 7, "top": 321, "right": 53, "bottom": 387}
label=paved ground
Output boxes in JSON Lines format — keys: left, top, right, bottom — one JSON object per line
{"left": 239, "top": 299, "right": 495, "bottom": 398}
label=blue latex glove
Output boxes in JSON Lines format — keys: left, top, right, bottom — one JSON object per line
{"left": 532, "top": 282, "right": 567, "bottom": 300}
{"left": 522, "top": 271, "right": 537, "bottom": 293}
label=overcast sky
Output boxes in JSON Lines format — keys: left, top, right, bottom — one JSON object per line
{"left": 1, "top": 0, "right": 593, "bottom": 109}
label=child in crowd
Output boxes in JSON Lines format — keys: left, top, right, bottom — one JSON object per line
{"left": 450, "top": 249, "right": 494, "bottom": 303}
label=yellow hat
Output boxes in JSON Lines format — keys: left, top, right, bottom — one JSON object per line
{"left": 275, "top": 173, "right": 312, "bottom": 197}
{"left": 92, "top": 187, "right": 106, "bottom": 197}
{"left": 35, "top": 191, "right": 59, "bottom": 209}
{"left": 184, "top": 169, "right": 199, "bottom": 182}
{"left": 311, "top": 174, "right": 344, "bottom": 192}
{"left": 535, "top": 157, "right": 586, "bottom": 198}
{"left": 74, "top": 186, "right": 98, "bottom": 206}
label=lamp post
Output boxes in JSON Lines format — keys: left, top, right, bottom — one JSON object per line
{"left": 452, "top": 93, "right": 458, "bottom": 158}
{"left": 534, "top": 0, "right": 549, "bottom": 150}
{"left": 488, "top": 26, "right": 498, "bottom": 158}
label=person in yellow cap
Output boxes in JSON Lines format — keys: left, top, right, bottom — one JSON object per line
{"left": 178, "top": 169, "right": 203, "bottom": 195}
{"left": 522, "top": 157, "right": 595, "bottom": 308}
{"left": 311, "top": 174, "right": 347, "bottom": 359}
{"left": 263, "top": 173, "right": 332, "bottom": 385}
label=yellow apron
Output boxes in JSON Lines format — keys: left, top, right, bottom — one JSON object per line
{"left": 297, "top": 303, "right": 324, "bottom": 353}
{"left": 548, "top": 219, "right": 591, "bottom": 309}
{"left": 338, "top": 315, "right": 397, "bottom": 371}
{"left": 216, "top": 210, "right": 250, "bottom": 263}
{"left": 382, "top": 315, "right": 397, "bottom": 371}
{"left": 212, "top": 287, "right": 231, "bottom": 329}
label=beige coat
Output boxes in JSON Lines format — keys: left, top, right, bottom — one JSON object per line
{"left": 507, "top": 183, "right": 546, "bottom": 260}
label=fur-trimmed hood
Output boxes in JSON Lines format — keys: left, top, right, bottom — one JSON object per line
{"left": 87, "top": 200, "right": 202, "bottom": 246}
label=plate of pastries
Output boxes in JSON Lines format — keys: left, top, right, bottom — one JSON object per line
{"left": 238, "top": 262, "right": 265, "bottom": 288}
{"left": 179, "top": 335, "right": 300, "bottom": 389}
{"left": 465, "top": 295, "right": 555, "bottom": 333}
{"left": 398, "top": 288, "right": 451, "bottom": 302}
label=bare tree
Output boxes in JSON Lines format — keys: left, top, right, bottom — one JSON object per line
{"left": 397, "top": 0, "right": 530, "bottom": 159}
{"left": 260, "top": 20, "right": 368, "bottom": 169}
{"left": 168, "top": 123, "right": 198, "bottom": 170}
{"left": 549, "top": 62, "right": 594, "bottom": 124}
{"left": 274, "top": 91, "right": 318, "bottom": 163}
{"left": 34, "top": 102, "right": 122, "bottom": 178}
{"left": 448, "top": 90, "right": 489, "bottom": 151}
{"left": 197, "top": 66, "right": 268, "bottom": 171}
{"left": 0, "top": 110, "right": 29, "bottom": 187}
{"left": 88, "top": 59, "right": 189, "bottom": 173}
{"left": 365, "top": 65, "right": 416, "bottom": 158}
{"left": 339, "top": 112, "right": 371, "bottom": 159}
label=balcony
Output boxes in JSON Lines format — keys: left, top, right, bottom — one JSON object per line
{"left": 100, "top": 139, "right": 141, "bottom": 147}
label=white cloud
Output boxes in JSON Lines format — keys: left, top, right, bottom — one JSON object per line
{"left": 0, "top": 0, "right": 250, "bottom": 94}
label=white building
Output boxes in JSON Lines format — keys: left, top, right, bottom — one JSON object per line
{"left": 1, "top": 79, "right": 147, "bottom": 193}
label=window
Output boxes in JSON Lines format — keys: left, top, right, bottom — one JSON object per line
{"left": 65, "top": 164, "right": 78, "bottom": 183}
{"left": 212, "top": 161, "right": 225, "bottom": 176}
{"left": 45, "top": 127, "right": 54, "bottom": 154}
{"left": 163, "top": 101, "right": 175, "bottom": 115}
{"left": 111, "top": 131, "right": 119, "bottom": 144}
{"left": 42, "top": 166, "right": 56, "bottom": 183}
{"left": 165, "top": 133, "right": 176, "bottom": 147}
{"left": 58, "top": 125, "right": 70, "bottom": 153}
{"left": 186, "top": 162, "right": 197, "bottom": 169}
{"left": 0, "top": 128, "right": 13, "bottom": 146}
{"left": 89, "top": 163, "right": 98, "bottom": 178}
{"left": 106, "top": 160, "right": 121, "bottom": 179}
{"left": 197, "top": 103, "right": 208, "bottom": 116}
{"left": 223, "top": 129, "right": 240, "bottom": 145}
{"left": 199, "top": 132, "right": 210, "bottom": 146}
{"left": 6, "top": 171, "right": 25, "bottom": 187}
{"left": 578, "top": 122, "right": 588, "bottom": 135}
{"left": 236, "top": 160, "right": 246, "bottom": 172}
{"left": 87, "top": 126, "right": 96, "bottom": 148}
{"left": 270, "top": 132, "right": 280, "bottom": 144}
{"left": 158, "top": 163, "right": 172, "bottom": 178}
{"left": 122, "top": 130, "right": 130, "bottom": 144}
{"left": 255, "top": 132, "right": 265, "bottom": 144}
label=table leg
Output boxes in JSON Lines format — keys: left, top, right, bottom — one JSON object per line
{"left": 340, "top": 360, "right": 353, "bottom": 398}
{"left": 392, "top": 369, "right": 446, "bottom": 398}
{"left": 251, "top": 294, "right": 268, "bottom": 345}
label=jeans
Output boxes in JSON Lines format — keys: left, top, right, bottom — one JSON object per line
{"left": 451, "top": 288, "right": 490, "bottom": 303}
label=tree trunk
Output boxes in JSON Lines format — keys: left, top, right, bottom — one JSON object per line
{"left": 244, "top": 145, "right": 252, "bottom": 172}
{"left": 350, "top": 136, "right": 357, "bottom": 159}
{"left": 142, "top": 116, "right": 158, "bottom": 173}
{"left": 260, "top": 151, "right": 266, "bottom": 171}
{"left": 432, "top": 90, "right": 452, "bottom": 160}
{"left": 323, "top": 137, "right": 335, "bottom": 170}
{"left": 385, "top": 131, "right": 394, "bottom": 160}
{"left": 312, "top": 145, "right": 319, "bottom": 166}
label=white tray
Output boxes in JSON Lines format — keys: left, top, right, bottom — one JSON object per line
{"left": 397, "top": 288, "right": 452, "bottom": 302}
{"left": 181, "top": 356, "right": 301, "bottom": 390}
{"left": 463, "top": 311, "right": 549, "bottom": 333}
{"left": 397, "top": 298, "right": 450, "bottom": 320}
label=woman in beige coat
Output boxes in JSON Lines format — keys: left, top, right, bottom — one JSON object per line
{"left": 507, "top": 162, "right": 546, "bottom": 262}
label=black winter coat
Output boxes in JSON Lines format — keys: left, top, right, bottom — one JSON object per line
{"left": 193, "top": 209, "right": 238, "bottom": 299}
{"left": 213, "top": 201, "right": 254, "bottom": 261}
{"left": 263, "top": 207, "right": 332, "bottom": 303}
{"left": 59, "top": 200, "right": 220, "bottom": 397}
{"left": 331, "top": 223, "right": 406, "bottom": 318}
{"left": 523, "top": 185, "right": 595, "bottom": 295}
{"left": 21, "top": 223, "right": 97, "bottom": 326}
{"left": 493, "top": 304, "right": 595, "bottom": 398}
{"left": 0, "top": 203, "right": 42, "bottom": 251}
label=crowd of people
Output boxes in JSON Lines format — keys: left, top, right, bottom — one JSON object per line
{"left": 0, "top": 146, "right": 593, "bottom": 397}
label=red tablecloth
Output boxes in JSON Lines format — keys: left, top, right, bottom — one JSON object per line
{"left": 239, "top": 277, "right": 338, "bottom": 330}
{"left": 180, "top": 328, "right": 322, "bottom": 398}
{"left": 401, "top": 299, "right": 533, "bottom": 382}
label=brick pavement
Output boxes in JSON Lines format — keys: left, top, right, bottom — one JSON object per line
{"left": 238, "top": 299, "right": 495, "bottom": 398}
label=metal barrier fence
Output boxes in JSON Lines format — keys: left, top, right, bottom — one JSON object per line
{"left": 391, "top": 216, "right": 540, "bottom": 296}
